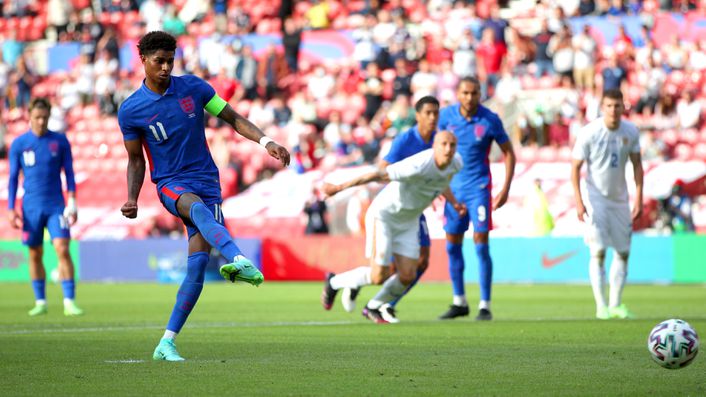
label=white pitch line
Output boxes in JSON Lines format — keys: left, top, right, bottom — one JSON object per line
{"left": 104, "top": 360, "right": 145, "bottom": 364}
{"left": 0, "top": 320, "right": 357, "bottom": 336}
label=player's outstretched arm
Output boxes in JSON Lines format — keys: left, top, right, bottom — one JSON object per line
{"left": 630, "top": 152, "right": 644, "bottom": 221}
{"left": 7, "top": 142, "right": 22, "bottom": 229}
{"left": 442, "top": 188, "right": 467, "bottom": 217}
{"left": 571, "top": 158, "right": 587, "bottom": 221}
{"left": 322, "top": 170, "right": 390, "bottom": 198}
{"left": 216, "top": 104, "right": 290, "bottom": 167}
{"left": 121, "top": 139, "right": 145, "bottom": 219}
{"left": 493, "top": 140, "right": 516, "bottom": 210}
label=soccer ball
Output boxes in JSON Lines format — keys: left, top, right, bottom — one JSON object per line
{"left": 647, "top": 319, "right": 699, "bottom": 369}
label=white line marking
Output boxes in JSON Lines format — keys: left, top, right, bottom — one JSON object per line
{"left": 104, "top": 360, "right": 145, "bottom": 364}
{"left": 0, "top": 320, "right": 357, "bottom": 336}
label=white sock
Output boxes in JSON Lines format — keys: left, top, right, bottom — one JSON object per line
{"left": 36, "top": 299, "right": 46, "bottom": 305}
{"left": 367, "top": 275, "right": 407, "bottom": 309}
{"left": 478, "top": 300, "right": 490, "bottom": 310}
{"left": 589, "top": 255, "right": 607, "bottom": 309}
{"left": 609, "top": 253, "right": 628, "bottom": 308}
{"left": 330, "top": 266, "right": 371, "bottom": 290}
{"left": 63, "top": 298, "right": 73, "bottom": 306}
{"left": 163, "top": 330, "right": 177, "bottom": 340}
{"left": 453, "top": 295, "right": 468, "bottom": 307}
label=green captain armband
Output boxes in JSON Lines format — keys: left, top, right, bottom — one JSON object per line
{"left": 204, "top": 95, "right": 228, "bottom": 116}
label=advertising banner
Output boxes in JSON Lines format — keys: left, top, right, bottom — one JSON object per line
{"left": 0, "top": 240, "right": 80, "bottom": 282}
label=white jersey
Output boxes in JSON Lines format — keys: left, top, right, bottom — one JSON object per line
{"left": 370, "top": 149, "right": 463, "bottom": 223}
{"left": 572, "top": 118, "right": 640, "bottom": 204}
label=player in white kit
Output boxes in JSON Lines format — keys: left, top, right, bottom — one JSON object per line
{"left": 571, "top": 89, "right": 644, "bottom": 320}
{"left": 321, "top": 131, "right": 465, "bottom": 323}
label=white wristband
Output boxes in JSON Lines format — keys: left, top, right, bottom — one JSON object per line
{"left": 64, "top": 197, "right": 77, "bottom": 217}
{"left": 259, "top": 136, "right": 274, "bottom": 148}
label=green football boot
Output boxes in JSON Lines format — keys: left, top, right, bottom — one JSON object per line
{"left": 64, "top": 301, "right": 84, "bottom": 316}
{"left": 153, "top": 338, "right": 185, "bottom": 361}
{"left": 28, "top": 303, "right": 48, "bottom": 316}
{"left": 609, "top": 304, "right": 634, "bottom": 319}
{"left": 595, "top": 306, "right": 610, "bottom": 320}
{"left": 219, "top": 256, "right": 264, "bottom": 287}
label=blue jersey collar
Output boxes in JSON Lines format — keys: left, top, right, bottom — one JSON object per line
{"left": 140, "top": 77, "right": 176, "bottom": 101}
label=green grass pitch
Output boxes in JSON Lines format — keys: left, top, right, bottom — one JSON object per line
{"left": 1, "top": 282, "right": 704, "bottom": 396}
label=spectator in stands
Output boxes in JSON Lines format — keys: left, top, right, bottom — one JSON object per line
{"left": 163, "top": 4, "right": 187, "bottom": 36}
{"left": 248, "top": 97, "right": 274, "bottom": 129}
{"left": 662, "top": 34, "right": 688, "bottom": 70}
{"left": 306, "top": 0, "right": 331, "bottom": 30}
{"left": 271, "top": 95, "right": 292, "bottom": 126}
{"left": 96, "top": 27, "right": 120, "bottom": 62}
{"left": 0, "top": 51, "right": 9, "bottom": 100}
{"left": 635, "top": 55, "right": 666, "bottom": 115}
{"left": 360, "top": 62, "right": 384, "bottom": 121}
{"left": 505, "top": 26, "right": 535, "bottom": 76}
{"left": 392, "top": 58, "right": 412, "bottom": 99}
{"left": 258, "top": 43, "right": 289, "bottom": 100}
{"left": 572, "top": 24, "right": 597, "bottom": 91}
{"left": 578, "top": 0, "right": 597, "bottom": 15}
{"left": 483, "top": 4, "right": 508, "bottom": 46}
{"left": 653, "top": 90, "right": 678, "bottom": 130}
{"left": 635, "top": 39, "right": 663, "bottom": 73}
{"left": 47, "top": 0, "right": 73, "bottom": 41}
{"left": 660, "top": 179, "right": 695, "bottom": 233}
{"left": 2, "top": 30, "right": 23, "bottom": 67}
{"left": 140, "top": 0, "right": 167, "bottom": 32}
{"left": 11, "top": 55, "right": 34, "bottom": 109}
{"left": 303, "top": 187, "right": 330, "bottom": 234}
{"left": 476, "top": 27, "right": 506, "bottom": 99}
{"left": 599, "top": 53, "right": 626, "bottom": 92}
{"left": 352, "top": 17, "right": 376, "bottom": 69}
{"left": 230, "top": 6, "right": 251, "bottom": 34}
{"left": 411, "top": 59, "right": 438, "bottom": 103}
{"left": 437, "top": 60, "right": 459, "bottom": 105}
{"left": 235, "top": 44, "right": 258, "bottom": 100}
{"left": 451, "top": 27, "right": 477, "bottom": 79}
{"left": 94, "top": 50, "right": 119, "bottom": 115}
{"left": 547, "top": 112, "right": 570, "bottom": 147}
{"left": 532, "top": 19, "right": 554, "bottom": 78}
{"left": 209, "top": 68, "right": 238, "bottom": 103}
{"left": 323, "top": 110, "right": 349, "bottom": 150}
{"left": 687, "top": 39, "right": 706, "bottom": 71}
{"left": 383, "top": 94, "right": 415, "bottom": 136}
{"left": 547, "top": 23, "right": 574, "bottom": 83}
{"left": 308, "top": 65, "right": 336, "bottom": 100}
{"left": 676, "top": 89, "right": 701, "bottom": 130}
{"left": 75, "top": 54, "right": 94, "bottom": 106}
{"left": 613, "top": 24, "right": 634, "bottom": 59}
{"left": 282, "top": 17, "right": 303, "bottom": 73}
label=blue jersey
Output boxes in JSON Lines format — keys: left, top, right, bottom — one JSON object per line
{"left": 438, "top": 104, "right": 508, "bottom": 197}
{"left": 383, "top": 126, "right": 435, "bottom": 163}
{"left": 118, "top": 75, "right": 220, "bottom": 187}
{"left": 8, "top": 130, "right": 75, "bottom": 210}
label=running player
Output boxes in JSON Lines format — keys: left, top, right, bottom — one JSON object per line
{"left": 118, "top": 31, "right": 290, "bottom": 361}
{"left": 571, "top": 89, "right": 643, "bottom": 320}
{"left": 326, "top": 95, "right": 440, "bottom": 322}
{"left": 438, "top": 77, "right": 516, "bottom": 321}
{"left": 321, "top": 131, "right": 465, "bottom": 323}
{"left": 7, "top": 97, "right": 83, "bottom": 317}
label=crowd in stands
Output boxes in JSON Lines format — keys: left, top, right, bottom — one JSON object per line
{"left": 2, "top": 0, "right": 706, "bottom": 215}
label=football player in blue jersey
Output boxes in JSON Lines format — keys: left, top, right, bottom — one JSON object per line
{"left": 7, "top": 97, "right": 83, "bottom": 317}
{"left": 321, "top": 96, "right": 441, "bottom": 323}
{"left": 118, "top": 31, "right": 290, "bottom": 361}
{"left": 437, "top": 77, "right": 516, "bottom": 321}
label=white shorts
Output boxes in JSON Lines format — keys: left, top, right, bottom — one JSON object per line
{"left": 365, "top": 211, "right": 420, "bottom": 266}
{"left": 585, "top": 197, "right": 632, "bottom": 253}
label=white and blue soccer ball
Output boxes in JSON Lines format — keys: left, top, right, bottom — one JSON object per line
{"left": 647, "top": 319, "right": 699, "bottom": 369}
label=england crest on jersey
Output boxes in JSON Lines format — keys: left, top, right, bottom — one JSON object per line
{"left": 474, "top": 125, "right": 486, "bottom": 141}
{"left": 179, "top": 96, "right": 195, "bottom": 113}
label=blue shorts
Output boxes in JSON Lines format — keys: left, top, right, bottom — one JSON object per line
{"left": 22, "top": 206, "right": 70, "bottom": 246}
{"left": 158, "top": 180, "right": 224, "bottom": 239}
{"left": 443, "top": 191, "right": 493, "bottom": 235}
{"left": 418, "top": 214, "right": 430, "bottom": 248}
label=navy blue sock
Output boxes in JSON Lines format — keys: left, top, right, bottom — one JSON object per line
{"left": 189, "top": 202, "right": 242, "bottom": 261}
{"left": 476, "top": 243, "right": 493, "bottom": 302}
{"left": 61, "top": 279, "right": 75, "bottom": 299}
{"left": 31, "top": 279, "right": 46, "bottom": 301}
{"left": 389, "top": 267, "right": 427, "bottom": 308}
{"left": 166, "top": 252, "right": 209, "bottom": 333}
{"left": 447, "top": 241, "right": 465, "bottom": 297}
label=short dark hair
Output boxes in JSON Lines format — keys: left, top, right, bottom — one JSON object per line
{"left": 458, "top": 76, "right": 481, "bottom": 89}
{"left": 137, "top": 31, "right": 177, "bottom": 57}
{"left": 602, "top": 89, "right": 623, "bottom": 102}
{"left": 415, "top": 96, "right": 440, "bottom": 112}
{"left": 29, "top": 97, "right": 51, "bottom": 113}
